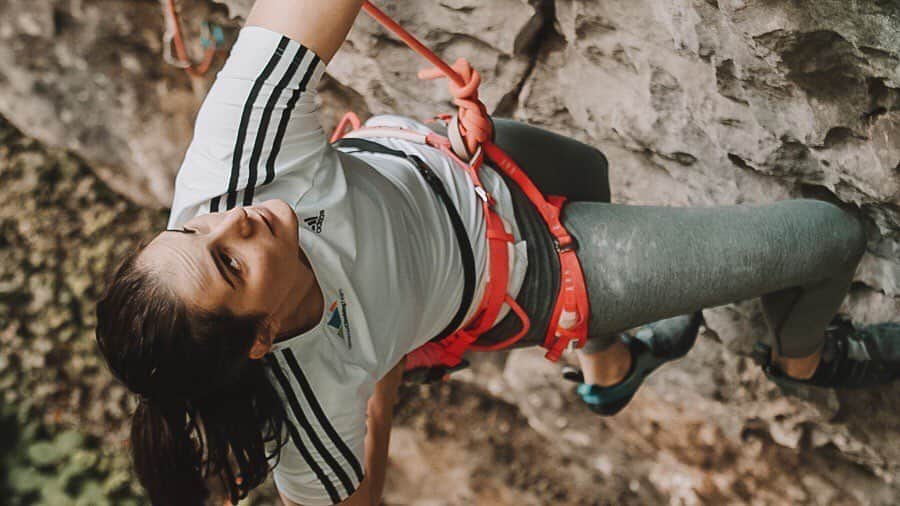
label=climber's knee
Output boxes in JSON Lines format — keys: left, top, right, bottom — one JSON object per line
{"left": 796, "top": 200, "right": 867, "bottom": 265}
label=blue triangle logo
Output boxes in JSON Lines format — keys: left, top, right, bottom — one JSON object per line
{"left": 327, "top": 308, "right": 342, "bottom": 330}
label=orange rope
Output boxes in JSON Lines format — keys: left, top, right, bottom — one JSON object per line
{"left": 362, "top": 1, "right": 493, "bottom": 156}
{"left": 362, "top": 2, "right": 466, "bottom": 89}
{"left": 360, "top": 2, "right": 538, "bottom": 355}
{"left": 329, "top": 112, "right": 362, "bottom": 143}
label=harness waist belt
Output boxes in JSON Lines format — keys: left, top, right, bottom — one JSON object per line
{"left": 332, "top": 122, "right": 589, "bottom": 381}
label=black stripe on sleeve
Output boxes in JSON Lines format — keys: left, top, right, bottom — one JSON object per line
{"left": 282, "top": 349, "right": 365, "bottom": 482}
{"left": 265, "top": 355, "right": 342, "bottom": 503}
{"left": 268, "top": 352, "right": 358, "bottom": 498}
{"left": 224, "top": 36, "right": 290, "bottom": 211}
{"left": 281, "top": 418, "right": 340, "bottom": 504}
{"left": 264, "top": 53, "right": 321, "bottom": 186}
{"left": 242, "top": 45, "right": 308, "bottom": 206}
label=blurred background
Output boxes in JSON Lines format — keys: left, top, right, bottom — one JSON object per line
{"left": 0, "top": 0, "right": 898, "bottom": 504}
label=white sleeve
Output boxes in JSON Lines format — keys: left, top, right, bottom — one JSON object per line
{"left": 167, "top": 25, "right": 329, "bottom": 228}
{"left": 265, "top": 349, "right": 367, "bottom": 505}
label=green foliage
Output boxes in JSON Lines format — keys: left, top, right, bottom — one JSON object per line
{"left": 0, "top": 116, "right": 160, "bottom": 504}
{"left": 0, "top": 116, "right": 278, "bottom": 505}
{"left": 0, "top": 402, "right": 145, "bottom": 506}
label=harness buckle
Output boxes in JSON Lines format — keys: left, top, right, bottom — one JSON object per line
{"left": 474, "top": 186, "right": 489, "bottom": 203}
{"left": 554, "top": 234, "right": 578, "bottom": 253}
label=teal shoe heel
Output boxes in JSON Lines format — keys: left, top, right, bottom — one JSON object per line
{"left": 566, "top": 312, "right": 703, "bottom": 416}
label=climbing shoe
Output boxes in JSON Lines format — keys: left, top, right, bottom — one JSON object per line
{"left": 753, "top": 316, "right": 900, "bottom": 389}
{"left": 563, "top": 312, "right": 704, "bottom": 416}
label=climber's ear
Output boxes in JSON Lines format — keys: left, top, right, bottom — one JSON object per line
{"left": 249, "top": 321, "right": 277, "bottom": 360}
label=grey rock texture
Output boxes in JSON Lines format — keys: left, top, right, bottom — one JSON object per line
{"left": 1, "top": 0, "right": 899, "bottom": 503}
{"left": 0, "top": 0, "right": 235, "bottom": 206}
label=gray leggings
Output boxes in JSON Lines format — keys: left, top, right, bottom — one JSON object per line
{"left": 485, "top": 119, "right": 867, "bottom": 358}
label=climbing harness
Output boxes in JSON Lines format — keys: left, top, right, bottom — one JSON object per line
{"left": 331, "top": 2, "right": 592, "bottom": 381}
{"left": 161, "top": 0, "right": 224, "bottom": 77}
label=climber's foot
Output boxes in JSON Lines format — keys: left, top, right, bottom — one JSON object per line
{"left": 565, "top": 312, "right": 704, "bottom": 416}
{"left": 753, "top": 316, "right": 900, "bottom": 389}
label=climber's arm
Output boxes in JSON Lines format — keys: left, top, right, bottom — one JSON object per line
{"left": 166, "top": 0, "right": 366, "bottom": 221}
{"left": 364, "top": 356, "right": 404, "bottom": 503}
{"left": 277, "top": 358, "right": 402, "bottom": 506}
{"left": 245, "top": 0, "right": 365, "bottom": 64}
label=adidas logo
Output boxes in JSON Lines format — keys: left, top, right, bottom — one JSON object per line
{"left": 303, "top": 210, "right": 325, "bottom": 233}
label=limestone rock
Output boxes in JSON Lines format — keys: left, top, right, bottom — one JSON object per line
{"left": 1, "top": 0, "right": 899, "bottom": 503}
{"left": 0, "top": 0, "right": 233, "bottom": 207}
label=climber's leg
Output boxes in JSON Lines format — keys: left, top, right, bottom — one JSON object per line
{"left": 559, "top": 199, "right": 879, "bottom": 406}
{"left": 578, "top": 334, "right": 632, "bottom": 386}
{"left": 490, "top": 118, "right": 611, "bottom": 203}
{"left": 473, "top": 119, "right": 705, "bottom": 413}
{"left": 562, "top": 199, "right": 866, "bottom": 346}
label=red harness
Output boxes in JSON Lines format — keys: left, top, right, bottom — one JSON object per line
{"left": 331, "top": 2, "right": 591, "bottom": 377}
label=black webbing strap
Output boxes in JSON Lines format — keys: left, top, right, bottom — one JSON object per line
{"left": 333, "top": 137, "right": 476, "bottom": 342}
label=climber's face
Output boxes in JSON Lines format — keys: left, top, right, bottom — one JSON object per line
{"left": 138, "top": 199, "right": 307, "bottom": 323}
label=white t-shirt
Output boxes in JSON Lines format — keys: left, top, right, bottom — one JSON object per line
{"left": 167, "top": 26, "right": 527, "bottom": 504}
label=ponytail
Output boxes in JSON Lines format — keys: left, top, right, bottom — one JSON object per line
{"left": 131, "top": 361, "right": 288, "bottom": 505}
{"left": 131, "top": 398, "right": 207, "bottom": 505}
{"left": 96, "top": 248, "right": 290, "bottom": 505}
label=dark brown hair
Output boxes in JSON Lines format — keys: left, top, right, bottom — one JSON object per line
{"left": 95, "top": 247, "right": 290, "bottom": 505}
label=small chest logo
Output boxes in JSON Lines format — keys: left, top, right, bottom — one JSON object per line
{"left": 303, "top": 210, "right": 326, "bottom": 233}
{"left": 326, "top": 289, "right": 352, "bottom": 349}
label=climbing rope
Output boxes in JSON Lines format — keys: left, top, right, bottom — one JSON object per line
{"left": 161, "top": 0, "right": 223, "bottom": 77}
{"left": 361, "top": 1, "right": 493, "bottom": 159}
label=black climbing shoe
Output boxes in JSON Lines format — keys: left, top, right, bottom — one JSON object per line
{"left": 753, "top": 316, "right": 900, "bottom": 389}
{"left": 563, "top": 312, "right": 704, "bottom": 416}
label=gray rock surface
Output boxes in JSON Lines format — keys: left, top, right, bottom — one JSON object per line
{"left": 0, "top": 0, "right": 234, "bottom": 206}
{"left": 2, "top": 0, "right": 899, "bottom": 503}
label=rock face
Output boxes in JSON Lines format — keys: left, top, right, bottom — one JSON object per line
{"left": 0, "top": 0, "right": 234, "bottom": 206}
{"left": 2, "top": 0, "right": 899, "bottom": 504}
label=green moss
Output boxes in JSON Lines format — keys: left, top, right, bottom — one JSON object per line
{"left": 0, "top": 402, "right": 144, "bottom": 505}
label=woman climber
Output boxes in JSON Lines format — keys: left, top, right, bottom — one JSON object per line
{"left": 94, "top": 0, "right": 900, "bottom": 505}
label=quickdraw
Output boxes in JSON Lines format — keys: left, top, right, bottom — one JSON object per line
{"left": 331, "top": 1, "right": 592, "bottom": 380}
{"left": 161, "top": 0, "right": 224, "bottom": 77}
